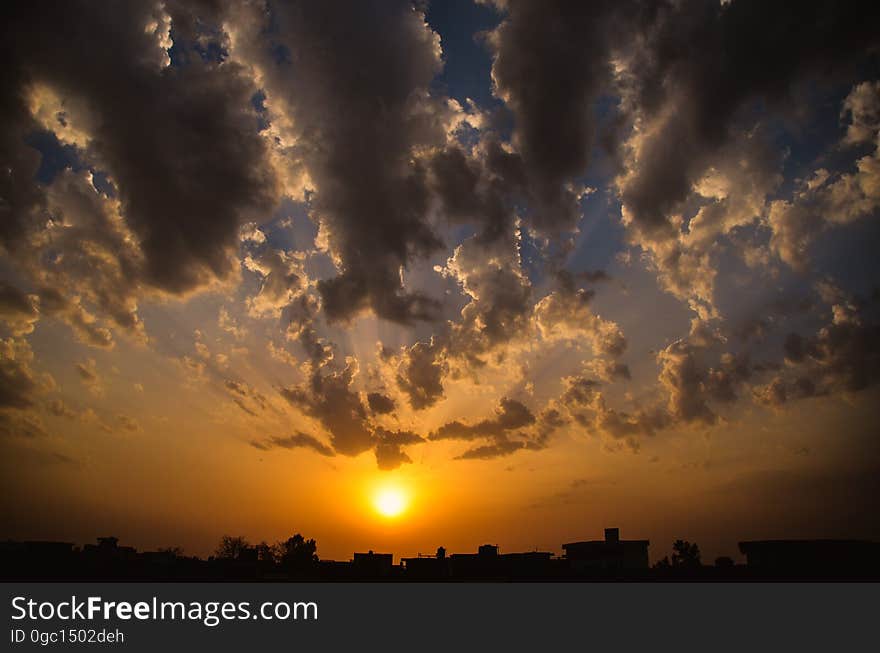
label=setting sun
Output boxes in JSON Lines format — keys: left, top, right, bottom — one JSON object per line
{"left": 374, "top": 486, "right": 408, "bottom": 518}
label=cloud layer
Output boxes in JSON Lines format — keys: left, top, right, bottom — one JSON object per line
{"left": 1, "top": 0, "right": 879, "bottom": 472}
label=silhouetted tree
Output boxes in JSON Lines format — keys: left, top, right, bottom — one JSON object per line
{"left": 255, "top": 541, "right": 276, "bottom": 564}
{"left": 158, "top": 546, "right": 183, "bottom": 557}
{"left": 275, "top": 534, "right": 318, "bottom": 572}
{"left": 671, "top": 540, "right": 701, "bottom": 568}
{"left": 215, "top": 535, "right": 250, "bottom": 560}
{"left": 654, "top": 556, "right": 672, "bottom": 569}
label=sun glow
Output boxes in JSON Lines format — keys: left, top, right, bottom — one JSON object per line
{"left": 373, "top": 486, "right": 408, "bottom": 518}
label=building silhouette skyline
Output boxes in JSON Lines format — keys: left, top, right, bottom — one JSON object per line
{"left": 3, "top": 526, "right": 879, "bottom": 581}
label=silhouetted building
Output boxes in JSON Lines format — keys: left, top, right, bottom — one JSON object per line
{"left": 401, "top": 551, "right": 450, "bottom": 579}
{"left": 0, "top": 540, "right": 76, "bottom": 580}
{"left": 563, "top": 528, "right": 650, "bottom": 571}
{"left": 449, "top": 543, "right": 502, "bottom": 578}
{"left": 5, "top": 532, "right": 879, "bottom": 581}
{"left": 83, "top": 536, "right": 137, "bottom": 560}
{"left": 316, "top": 559, "right": 353, "bottom": 579}
{"left": 352, "top": 550, "right": 393, "bottom": 577}
{"left": 738, "top": 540, "right": 880, "bottom": 572}
{"left": 16, "top": 540, "right": 75, "bottom": 557}
{"left": 478, "top": 544, "right": 498, "bottom": 556}
{"left": 445, "top": 544, "right": 556, "bottom": 578}
{"left": 498, "top": 551, "right": 554, "bottom": 577}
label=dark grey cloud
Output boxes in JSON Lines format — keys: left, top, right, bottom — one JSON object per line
{"left": 590, "top": 360, "right": 632, "bottom": 382}
{"left": 244, "top": 247, "right": 307, "bottom": 317}
{"left": 534, "top": 271, "right": 627, "bottom": 357}
{"left": 752, "top": 375, "right": 819, "bottom": 408}
{"left": 767, "top": 82, "right": 880, "bottom": 271}
{"left": 561, "top": 375, "right": 668, "bottom": 445}
{"left": 390, "top": 247, "right": 623, "bottom": 415}
{"left": 431, "top": 398, "right": 535, "bottom": 441}
{"left": 486, "top": 0, "right": 880, "bottom": 324}
{"left": 250, "top": 431, "right": 335, "bottom": 457}
{"left": 278, "top": 361, "right": 425, "bottom": 468}
{"left": 0, "top": 31, "right": 44, "bottom": 255}
{"left": 22, "top": 2, "right": 277, "bottom": 290}
{"left": 440, "top": 233, "right": 534, "bottom": 369}
{"left": 383, "top": 230, "right": 538, "bottom": 412}
{"left": 768, "top": 302, "right": 880, "bottom": 402}
{"left": 229, "top": 0, "right": 457, "bottom": 324}
{"left": 74, "top": 361, "right": 97, "bottom": 384}
{"left": 426, "top": 139, "right": 523, "bottom": 244}
{"left": 396, "top": 340, "right": 446, "bottom": 410}
{"left": 2, "top": 0, "right": 878, "bottom": 475}
{"left": 523, "top": 407, "right": 568, "bottom": 452}
{"left": 0, "top": 0, "right": 284, "bottom": 359}
{"left": 38, "top": 171, "right": 145, "bottom": 339}
{"left": 46, "top": 399, "right": 79, "bottom": 420}
{"left": 618, "top": 0, "right": 880, "bottom": 238}
{"left": 486, "top": 0, "right": 650, "bottom": 233}
{"left": 38, "top": 287, "right": 114, "bottom": 350}
{"left": 281, "top": 294, "right": 333, "bottom": 370}
{"left": 366, "top": 392, "right": 396, "bottom": 415}
{"left": 0, "top": 410, "right": 48, "bottom": 439}
{"left": 657, "top": 338, "right": 724, "bottom": 425}
{"left": 434, "top": 400, "right": 565, "bottom": 460}
{"left": 373, "top": 428, "right": 424, "bottom": 470}
{"left": 279, "top": 362, "right": 373, "bottom": 456}
{"left": 0, "top": 337, "right": 49, "bottom": 438}
{"left": 0, "top": 281, "right": 38, "bottom": 336}
{"left": 225, "top": 378, "right": 271, "bottom": 417}
{"left": 0, "top": 354, "right": 39, "bottom": 410}
{"left": 455, "top": 438, "right": 524, "bottom": 460}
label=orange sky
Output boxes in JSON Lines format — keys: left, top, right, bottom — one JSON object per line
{"left": 1, "top": 1, "right": 879, "bottom": 565}
{"left": 2, "top": 307, "right": 877, "bottom": 563}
